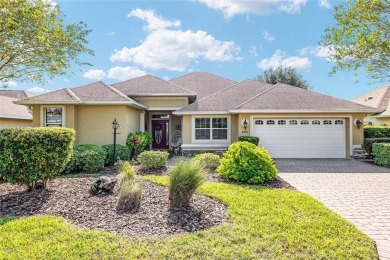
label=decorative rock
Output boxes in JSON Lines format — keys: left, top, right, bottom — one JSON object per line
{"left": 90, "top": 176, "right": 117, "bottom": 195}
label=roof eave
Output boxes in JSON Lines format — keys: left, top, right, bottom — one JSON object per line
{"left": 228, "top": 109, "right": 381, "bottom": 114}
{"left": 0, "top": 115, "right": 32, "bottom": 120}
{"left": 127, "top": 93, "right": 196, "bottom": 97}
{"left": 173, "top": 111, "right": 229, "bottom": 115}
{"left": 14, "top": 100, "right": 148, "bottom": 109}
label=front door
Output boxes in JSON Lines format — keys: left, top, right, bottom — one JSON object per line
{"left": 152, "top": 120, "right": 169, "bottom": 149}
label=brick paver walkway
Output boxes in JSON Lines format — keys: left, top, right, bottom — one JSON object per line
{"left": 277, "top": 159, "right": 390, "bottom": 260}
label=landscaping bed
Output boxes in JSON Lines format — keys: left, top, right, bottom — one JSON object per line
{"left": 0, "top": 177, "right": 226, "bottom": 237}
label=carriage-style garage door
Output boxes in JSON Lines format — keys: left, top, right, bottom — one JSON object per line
{"left": 252, "top": 119, "right": 346, "bottom": 158}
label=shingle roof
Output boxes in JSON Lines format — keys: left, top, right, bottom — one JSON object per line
{"left": 0, "top": 90, "right": 34, "bottom": 99}
{"left": 0, "top": 95, "right": 32, "bottom": 120}
{"left": 350, "top": 85, "right": 390, "bottom": 117}
{"left": 15, "top": 81, "right": 147, "bottom": 108}
{"left": 169, "top": 72, "right": 237, "bottom": 99}
{"left": 113, "top": 75, "right": 195, "bottom": 96}
{"left": 175, "top": 80, "right": 378, "bottom": 114}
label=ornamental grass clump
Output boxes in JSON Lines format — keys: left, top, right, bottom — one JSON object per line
{"left": 217, "top": 141, "right": 278, "bottom": 184}
{"left": 192, "top": 153, "right": 220, "bottom": 172}
{"left": 116, "top": 162, "right": 141, "bottom": 212}
{"left": 168, "top": 160, "right": 205, "bottom": 207}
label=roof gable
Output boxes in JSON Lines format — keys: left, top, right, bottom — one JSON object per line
{"left": 169, "top": 72, "right": 237, "bottom": 99}
{"left": 0, "top": 95, "right": 32, "bottom": 119}
{"left": 113, "top": 75, "right": 195, "bottom": 96}
{"left": 0, "top": 90, "right": 34, "bottom": 99}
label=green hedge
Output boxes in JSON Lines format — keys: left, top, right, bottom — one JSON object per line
{"left": 126, "top": 132, "right": 152, "bottom": 159}
{"left": 363, "top": 138, "right": 390, "bottom": 155}
{"left": 217, "top": 141, "right": 278, "bottom": 184}
{"left": 101, "top": 144, "right": 131, "bottom": 166}
{"left": 238, "top": 136, "right": 260, "bottom": 146}
{"left": 192, "top": 153, "right": 220, "bottom": 171}
{"left": 372, "top": 143, "right": 390, "bottom": 167}
{"left": 138, "top": 150, "right": 169, "bottom": 169}
{"left": 364, "top": 126, "right": 390, "bottom": 138}
{"left": 64, "top": 144, "right": 105, "bottom": 173}
{"left": 0, "top": 127, "right": 75, "bottom": 190}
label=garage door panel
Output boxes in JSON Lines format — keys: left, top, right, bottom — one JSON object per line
{"left": 253, "top": 118, "right": 346, "bottom": 158}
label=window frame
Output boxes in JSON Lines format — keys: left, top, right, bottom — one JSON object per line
{"left": 41, "top": 106, "right": 66, "bottom": 127}
{"left": 192, "top": 116, "right": 230, "bottom": 143}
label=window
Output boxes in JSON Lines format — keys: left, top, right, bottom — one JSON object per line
{"left": 266, "top": 120, "right": 275, "bottom": 125}
{"left": 335, "top": 120, "right": 344, "bottom": 125}
{"left": 255, "top": 120, "right": 263, "bottom": 125}
{"left": 289, "top": 120, "right": 298, "bottom": 125}
{"left": 195, "top": 117, "right": 227, "bottom": 140}
{"left": 301, "top": 120, "right": 309, "bottom": 125}
{"left": 44, "top": 107, "right": 63, "bottom": 127}
{"left": 278, "top": 120, "right": 286, "bottom": 125}
{"left": 323, "top": 120, "right": 332, "bottom": 125}
{"left": 312, "top": 120, "right": 321, "bottom": 125}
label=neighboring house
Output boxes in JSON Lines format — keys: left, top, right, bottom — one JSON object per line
{"left": 0, "top": 90, "right": 33, "bottom": 129}
{"left": 350, "top": 85, "right": 390, "bottom": 126}
{"left": 15, "top": 72, "right": 377, "bottom": 158}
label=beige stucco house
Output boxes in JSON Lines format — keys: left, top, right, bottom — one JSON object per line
{"left": 15, "top": 72, "right": 377, "bottom": 158}
{"left": 350, "top": 85, "right": 390, "bottom": 126}
{"left": 0, "top": 90, "right": 33, "bottom": 129}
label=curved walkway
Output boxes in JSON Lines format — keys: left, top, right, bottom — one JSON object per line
{"left": 277, "top": 159, "right": 390, "bottom": 260}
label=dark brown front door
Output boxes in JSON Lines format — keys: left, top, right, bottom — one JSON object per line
{"left": 152, "top": 120, "right": 169, "bottom": 149}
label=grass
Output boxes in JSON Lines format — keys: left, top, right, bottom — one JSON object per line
{"left": 0, "top": 176, "right": 378, "bottom": 259}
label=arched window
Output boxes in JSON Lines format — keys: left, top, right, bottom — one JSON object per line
{"left": 254, "top": 120, "right": 263, "bottom": 125}
{"left": 312, "top": 120, "right": 321, "bottom": 125}
{"left": 278, "top": 120, "right": 286, "bottom": 125}
{"left": 324, "top": 120, "right": 332, "bottom": 125}
{"left": 335, "top": 120, "right": 343, "bottom": 125}
{"left": 266, "top": 120, "right": 275, "bottom": 125}
{"left": 301, "top": 120, "right": 309, "bottom": 125}
{"left": 289, "top": 120, "right": 298, "bottom": 125}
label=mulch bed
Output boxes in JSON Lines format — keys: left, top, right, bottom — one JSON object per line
{"left": 0, "top": 166, "right": 292, "bottom": 237}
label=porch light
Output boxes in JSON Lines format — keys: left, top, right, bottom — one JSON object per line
{"left": 112, "top": 118, "right": 120, "bottom": 129}
{"left": 112, "top": 118, "right": 120, "bottom": 164}
{"left": 354, "top": 119, "right": 363, "bottom": 129}
{"left": 241, "top": 119, "right": 249, "bottom": 130}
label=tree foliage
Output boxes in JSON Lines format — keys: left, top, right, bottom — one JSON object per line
{"left": 0, "top": 0, "right": 94, "bottom": 85}
{"left": 321, "top": 0, "right": 389, "bottom": 82}
{"left": 256, "top": 67, "right": 311, "bottom": 90}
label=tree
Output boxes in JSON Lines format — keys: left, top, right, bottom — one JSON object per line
{"left": 321, "top": 0, "right": 389, "bottom": 82}
{"left": 0, "top": 0, "right": 94, "bottom": 86}
{"left": 256, "top": 67, "right": 311, "bottom": 90}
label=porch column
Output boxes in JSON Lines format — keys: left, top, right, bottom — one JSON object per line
{"left": 140, "top": 112, "right": 145, "bottom": 131}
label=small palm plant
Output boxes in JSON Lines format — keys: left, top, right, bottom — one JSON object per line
{"left": 168, "top": 160, "right": 205, "bottom": 207}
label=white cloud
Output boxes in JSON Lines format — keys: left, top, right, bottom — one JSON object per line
{"left": 198, "top": 0, "right": 307, "bottom": 18}
{"left": 0, "top": 81, "right": 17, "bottom": 88}
{"left": 107, "top": 66, "right": 147, "bottom": 81}
{"left": 318, "top": 0, "right": 331, "bottom": 8}
{"left": 128, "top": 9, "right": 181, "bottom": 32}
{"left": 249, "top": 45, "right": 258, "bottom": 57}
{"left": 299, "top": 45, "right": 335, "bottom": 61}
{"left": 83, "top": 69, "right": 106, "bottom": 80}
{"left": 26, "top": 86, "right": 52, "bottom": 94}
{"left": 262, "top": 31, "right": 275, "bottom": 41}
{"left": 257, "top": 50, "right": 311, "bottom": 70}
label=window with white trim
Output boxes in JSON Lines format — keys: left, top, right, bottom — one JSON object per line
{"left": 44, "top": 107, "right": 63, "bottom": 127}
{"left": 335, "top": 120, "right": 344, "bottom": 125}
{"left": 312, "top": 120, "right": 321, "bottom": 125}
{"left": 323, "top": 120, "right": 332, "bottom": 125}
{"left": 289, "top": 120, "right": 298, "bottom": 125}
{"left": 301, "top": 120, "right": 309, "bottom": 125}
{"left": 266, "top": 120, "right": 275, "bottom": 125}
{"left": 278, "top": 120, "right": 286, "bottom": 125}
{"left": 255, "top": 120, "right": 263, "bottom": 125}
{"left": 195, "top": 117, "right": 227, "bottom": 140}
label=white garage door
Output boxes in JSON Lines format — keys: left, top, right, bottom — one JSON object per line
{"left": 252, "top": 119, "right": 346, "bottom": 158}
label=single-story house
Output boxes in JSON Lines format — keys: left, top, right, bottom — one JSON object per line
{"left": 0, "top": 90, "right": 33, "bottom": 129}
{"left": 350, "top": 85, "right": 390, "bottom": 126}
{"left": 15, "top": 72, "right": 378, "bottom": 158}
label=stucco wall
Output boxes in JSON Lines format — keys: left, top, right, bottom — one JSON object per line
{"left": 32, "top": 105, "right": 40, "bottom": 127}
{"left": 182, "top": 115, "right": 192, "bottom": 145}
{"left": 126, "top": 106, "right": 141, "bottom": 136}
{"left": 0, "top": 118, "right": 32, "bottom": 129}
{"left": 133, "top": 97, "right": 188, "bottom": 109}
{"left": 364, "top": 116, "right": 390, "bottom": 126}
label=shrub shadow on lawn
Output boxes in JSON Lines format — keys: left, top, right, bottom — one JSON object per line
{"left": 0, "top": 189, "right": 52, "bottom": 217}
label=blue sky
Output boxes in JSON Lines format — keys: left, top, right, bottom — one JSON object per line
{"left": 10, "top": 0, "right": 386, "bottom": 99}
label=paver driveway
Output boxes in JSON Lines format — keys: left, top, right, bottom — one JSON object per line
{"left": 277, "top": 159, "right": 390, "bottom": 260}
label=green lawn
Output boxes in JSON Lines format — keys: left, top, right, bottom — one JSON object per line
{"left": 0, "top": 176, "right": 378, "bottom": 259}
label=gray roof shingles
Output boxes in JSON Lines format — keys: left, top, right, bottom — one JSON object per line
{"left": 113, "top": 75, "right": 195, "bottom": 96}
{"left": 0, "top": 95, "right": 32, "bottom": 119}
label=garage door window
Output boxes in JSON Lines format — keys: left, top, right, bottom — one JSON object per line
{"left": 267, "top": 120, "right": 275, "bottom": 125}
{"left": 312, "top": 120, "right": 321, "bottom": 125}
{"left": 335, "top": 120, "right": 343, "bottom": 125}
{"left": 255, "top": 120, "right": 263, "bottom": 125}
{"left": 301, "top": 120, "right": 309, "bottom": 125}
{"left": 278, "top": 120, "right": 286, "bottom": 125}
{"left": 289, "top": 120, "right": 298, "bottom": 125}
{"left": 195, "top": 117, "right": 227, "bottom": 140}
{"left": 324, "top": 120, "right": 332, "bottom": 125}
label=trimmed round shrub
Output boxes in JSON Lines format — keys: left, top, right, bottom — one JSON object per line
{"left": 169, "top": 160, "right": 205, "bottom": 207}
{"left": 0, "top": 127, "right": 75, "bottom": 190}
{"left": 137, "top": 150, "right": 169, "bottom": 169}
{"left": 192, "top": 153, "right": 220, "bottom": 171}
{"left": 217, "top": 141, "right": 278, "bottom": 184}
{"left": 64, "top": 144, "right": 105, "bottom": 173}
{"left": 101, "top": 144, "right": 131, "bottom": 166}
{"left": 126, "top": 132, "right": 152, "bottom": 159}
{"left": 372, "top": 143, "right": 390, "bottom": 167}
